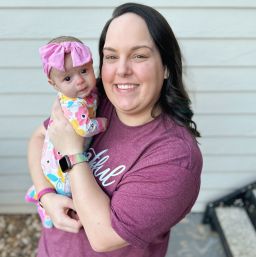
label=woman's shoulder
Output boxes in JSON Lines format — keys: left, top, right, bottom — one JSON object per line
{"left": 148, "top": 116, "right": 202, "bottom": 171}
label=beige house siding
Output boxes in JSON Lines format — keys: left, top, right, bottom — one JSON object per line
{"left": 0, "top": 0, "right": 255, "bottom": 213}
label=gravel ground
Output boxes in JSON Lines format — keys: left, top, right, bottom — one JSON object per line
{"left": 0, "top": 214, "right": 41, "bottom": 257}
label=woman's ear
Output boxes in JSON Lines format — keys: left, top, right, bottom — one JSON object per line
{"left": 164, "top": 67, "right": 170, "bottom": 79}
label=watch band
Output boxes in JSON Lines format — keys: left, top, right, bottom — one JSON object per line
{"left": 59, "top": 152, "right": 89, "bottom": 173}
{"left": 69, "top": 153, "right": 89, "bottom": 166}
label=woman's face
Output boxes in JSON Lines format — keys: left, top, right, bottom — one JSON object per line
{"left": 101, "top": 13, "right": 166, "bottom": 125}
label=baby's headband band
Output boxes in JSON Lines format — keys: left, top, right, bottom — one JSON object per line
{"left": 39, "top": 41, "right": 92, "bottom": 77}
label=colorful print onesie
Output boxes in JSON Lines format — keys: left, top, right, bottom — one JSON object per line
{"left": 25, "top": 91, "right": 107, "bottom": 228}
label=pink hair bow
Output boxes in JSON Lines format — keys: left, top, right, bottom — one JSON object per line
{"left": 39, "top": 41, "right": 92, "bottom": 77}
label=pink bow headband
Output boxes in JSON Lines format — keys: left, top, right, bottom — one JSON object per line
{"left": 39, "top": 41, "right": 92, "bottom": 77}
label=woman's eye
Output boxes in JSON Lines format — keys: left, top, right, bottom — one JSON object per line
{"left": 104, "top": 55, "right": 117, "bottom": 60}
{"left": 134, "top": 54, "right": 146, "bottom": 59}
{"left": 103, "top": 55, "right": 118, "bottom": 63}
{"left": 64, "top": 76, "right": 71, "bottom": 81}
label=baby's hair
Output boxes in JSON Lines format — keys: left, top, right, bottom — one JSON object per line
{"left": 48, "top": 35, "right": 84, "bottom": 44}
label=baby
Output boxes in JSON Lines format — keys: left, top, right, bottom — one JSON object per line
{"left": 25, "top": 36, "right": 107, "bottom": 228}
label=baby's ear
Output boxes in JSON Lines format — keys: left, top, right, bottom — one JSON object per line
{"left": 48, "top": 79, "right": 57, "bottom": 90}
{"left": 48, "top": 78, "right": 54, "bottom": 86}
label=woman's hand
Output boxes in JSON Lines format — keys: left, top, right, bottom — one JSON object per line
{"left": 48, "top": 99, "right": 84, "bottom": 155}
{"left": 41, "top": 192, "right": 82, "bottom": 233}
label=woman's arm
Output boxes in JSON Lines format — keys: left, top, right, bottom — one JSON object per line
{"left": 28, "top": 124, "right": 50, "bottom": 191}
{"left": 70, "top": 163, "right": 128, "bottom": 252}
{"left": 28, "top": 123, "right": 82, "bottom": 233}
{"left": 49, "top": 100, "right": 128, "bottom": 252}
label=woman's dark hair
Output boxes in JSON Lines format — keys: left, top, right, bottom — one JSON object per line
{"left": 98, "top": 2, "right": 200, "bottom": 137}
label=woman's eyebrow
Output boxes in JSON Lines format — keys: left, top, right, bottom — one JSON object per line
{"left": 103, "top": 47, "right": 116, "bottom": 52}
{"left": 103, "top": 45, "right": 153, "bottom": 52}
{"left": 131, "top": 45, "right": 153, "bottom": 51}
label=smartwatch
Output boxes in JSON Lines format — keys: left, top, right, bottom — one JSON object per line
{"left": 59, "top": 153, "right": 89, "bottom": 173}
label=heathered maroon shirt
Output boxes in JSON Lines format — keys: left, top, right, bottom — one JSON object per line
{"left": 37, "top": 97, "right": 202, "bottom": 257}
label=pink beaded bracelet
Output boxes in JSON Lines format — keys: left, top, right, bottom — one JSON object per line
{"left": 37, "top": 187, "right": 56, "bottom": 201}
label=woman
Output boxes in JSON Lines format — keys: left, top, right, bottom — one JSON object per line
{"left": 29, "top": 3, "right": 202, "bottom": 257}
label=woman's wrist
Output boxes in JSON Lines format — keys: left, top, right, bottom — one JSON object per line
{"left": 37, "top": 187, "right": 56, "bottom": 206}
{"left": 59, "top": 145, "right": 84, "bottom": 156}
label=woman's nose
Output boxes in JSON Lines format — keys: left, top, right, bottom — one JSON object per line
{"left": 116, "top": 59, "right": 132, "bottom": 77}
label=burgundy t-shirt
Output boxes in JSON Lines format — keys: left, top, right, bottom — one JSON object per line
{"left": 37, "top": 97, "right": 202, "bottom": 257}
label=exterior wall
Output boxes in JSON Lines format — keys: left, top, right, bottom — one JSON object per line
{"left": 0, "top": 0, "right": 255, "bottom": 213}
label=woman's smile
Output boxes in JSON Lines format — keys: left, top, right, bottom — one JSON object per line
{"left": 114, "top": 83, "right": 139, "bottom": 93}
{"left": 116, "top": 84, "right": 138, "bottom": 89}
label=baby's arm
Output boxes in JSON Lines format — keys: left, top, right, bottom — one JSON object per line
{"left": 60, "top": 95, "right": 107, "bottom": 137}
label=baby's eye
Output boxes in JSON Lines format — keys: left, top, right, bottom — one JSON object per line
{"left": 64, "top": 76, "right": 71, "bottom": 81}
{"left": 81, "top": 69, "right": 87, "bottom": 74}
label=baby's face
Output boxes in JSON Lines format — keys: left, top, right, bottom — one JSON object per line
{"left": 50, "top": 53, "right": 96, "bottom": 98}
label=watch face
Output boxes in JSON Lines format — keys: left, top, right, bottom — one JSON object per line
{"left": 59, "top": 155, "right": 71, "bottom": 173}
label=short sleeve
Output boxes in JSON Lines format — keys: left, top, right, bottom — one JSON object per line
{"left": 110, "top": 159, "right": 201, "bottom": 248}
